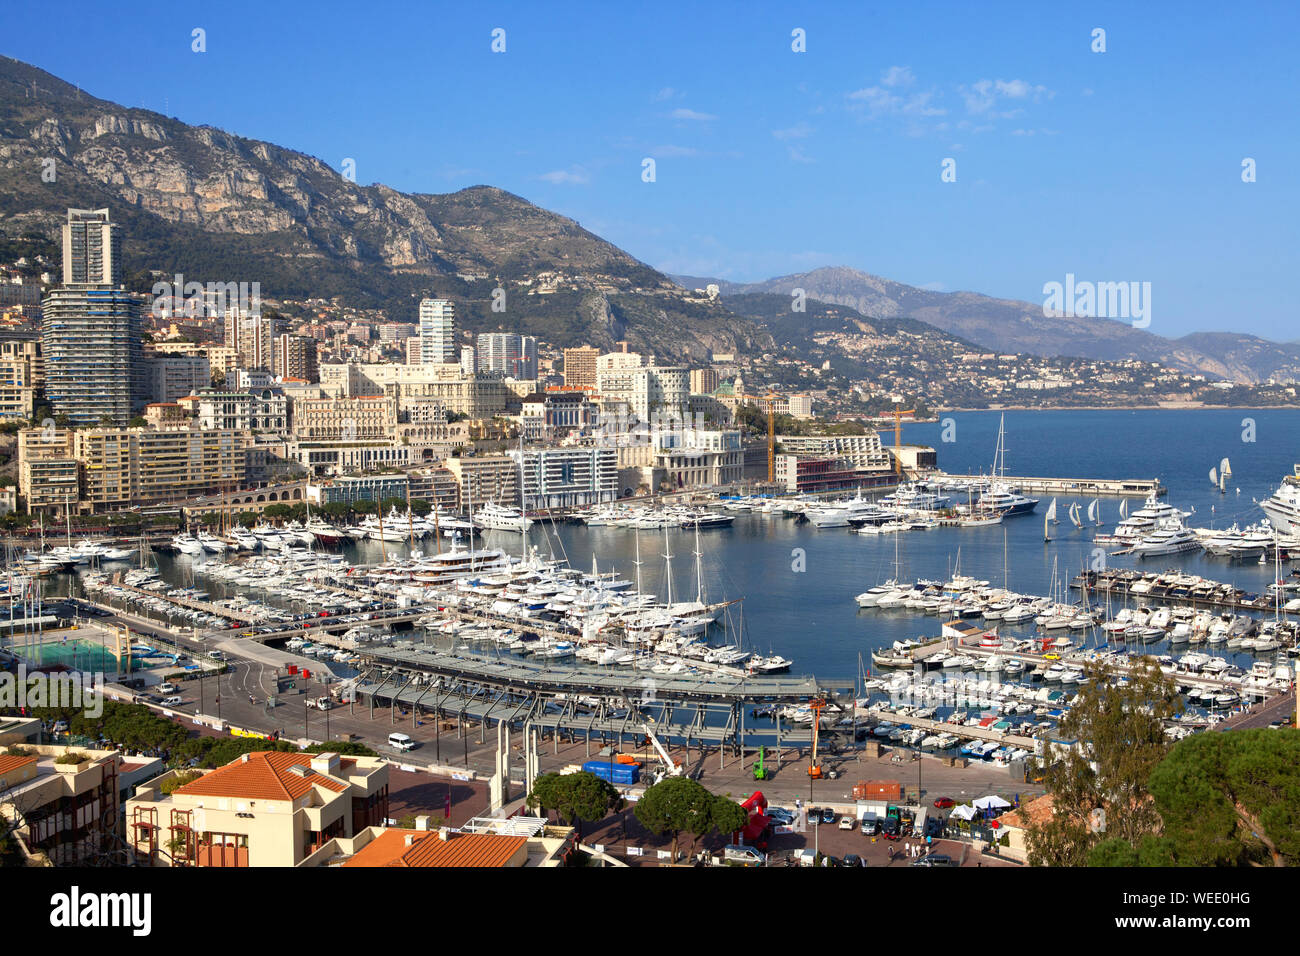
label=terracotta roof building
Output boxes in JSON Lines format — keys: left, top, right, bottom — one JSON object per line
{"left": 126, "top": 751, "right": 389, "bottom": 868}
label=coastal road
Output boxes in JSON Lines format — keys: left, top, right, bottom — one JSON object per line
{"left": 1214, "top": 688, "right": 1295, "bottom": 731}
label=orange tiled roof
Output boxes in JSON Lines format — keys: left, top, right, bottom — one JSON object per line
{"left": 175, "top": 752, "right": 348, "bottom": 801}
{"left": 343, "top": 829, "right": 527, "bottom": 868}
{"left": 998, "top": 793, "right": 1054, "bottom": 830}
{"left": 0, "top": 754, "right": 37, "bottom": 777}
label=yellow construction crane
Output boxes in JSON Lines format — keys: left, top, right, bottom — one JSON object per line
{"left": 891, "top": 406, "right": 915, "bottom": 476}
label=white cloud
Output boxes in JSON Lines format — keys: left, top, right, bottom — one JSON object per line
{"left": 670, "top": 108, "right": 717, "bottom": 121}
{"left": 772, "top": 121, "right": 813, "bottom": 140}
{"left": 881, "top": 65, "right": 915, "bottom": 88}
{"left": 653, "top": 87, "right": 679, "bottom": 101}
{"left": 848, "top": 68, "right": 945, "bottom": 118}
{"left": 537, "top": 167, "right": 590, "bottom": 185}
{"left": 786, "top": 145, "right": 815, "bottom": 164}
{"left": 960, "top": 78, "right": 1052, "bottom": 115}
{"left": 650, "top": 145, "right": 698, "bottom": 158}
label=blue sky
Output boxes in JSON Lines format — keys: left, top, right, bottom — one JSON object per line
{"left": 4, "top": 1, "right": 1298, "bottom": 339}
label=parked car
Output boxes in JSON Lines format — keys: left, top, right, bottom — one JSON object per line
{"left": 842, "top": 853, "right": 865, "bottom": 868}
{"left": 723, "top": 845, "right": 766, "bottom": 866}
{"left": 860, "top": 813, "right": 879, "bottom": 836}
{"left": 807, "top": 807, "right": 822, "bottom": 825}
{"left": 933, "top": 796, "right": 956, "bottom": 809}
{"left": 158, "top": 682, "right": 178, "bottom": 695}
{"left": 881, "top": 817, "right": 900, "bottom": 840}
{"left": 837, "top": 816, "right": 856, "bottom": 831}
{"left": 820, "top": 808, "right": 836, "bottom": 825}
{"left": 766, "top": 807, "right": 795, "bottom": 825}
{"left": 912, "top": 853, "right": 956, "bottom": 867}
{"left": 160, "top": 696, "right": 184, "bottom": 706}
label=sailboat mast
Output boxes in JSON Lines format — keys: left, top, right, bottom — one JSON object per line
{"left": 693, "top": 518, "right": 704, "bottom": 603}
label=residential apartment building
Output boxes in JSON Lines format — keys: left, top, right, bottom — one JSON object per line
{"left": 41, "top": 285, "right": 146, "bottom": 426}
{"left": 73, "top": 426, "right": 252, "bottom": 510}
{"left": 17, "top": 428, "right": 78, "bottom": 513}
{"left": 774, "top": 433, "right": 893, "bottom": 471}
{"left": 61, "top": 208, "right": 121, "bottom": 285}
{"left": 274, "top": 333, "right": 318, "bottom": 382}
{"left": 511, "top": 446, "right": 618, "bottom": 508}
{"left": 224, "top": 312, "right": 282, "bottom": 370}
{"left": 126, "top": 751, "right": 389, "bottom": 868}
{"left": 562, "top": 346, "right": 599, "bottom": 388}
{"left": 476, "top": 332, "right": 537, "bottom": 379}
{"left": 145, "top": 354, "right": 211, "bottom": 404}
{"left": 417, "top": 298, "right": 456, "bottom": 364}
{"left": 445, "top": 455, "right": 519, "bottom": 508}
{"left": 689, "top": 367, "right": 719, "bottom": 395}
{"left": 0, "top": 747, "right": 123, "bottom": 866}
{"left": 0, "top": 335, "right": 41, "bottom": 421}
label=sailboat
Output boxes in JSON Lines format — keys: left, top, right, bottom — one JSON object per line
{"left": 1068, "top": 502, "right": 1083, "bottom": 529}
{"left": 1119, "top": 498, "right": 1129, "bottom": 519}
{"left": 1219, "top": 457, "right": 1231, "bottom": 493}
{"left": 1046, "top": 498, "right": 1058, "bottom": 524}
{"left": 1087, "top": 499, "right": 1100, "bottom": 525}
{"left": 1043, "top": 509, "right": 1051, "bottom": 543}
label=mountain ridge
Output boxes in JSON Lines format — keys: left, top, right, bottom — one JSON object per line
{"left": 671, "top": 267, "right": 1300, "bottom": 383}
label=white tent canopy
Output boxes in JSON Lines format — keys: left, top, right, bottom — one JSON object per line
{"left": 949, "top": 804, "right": 979, "bottom": 821}
{"left": 973, "top": 795, "right": 1012, "bottom": 810}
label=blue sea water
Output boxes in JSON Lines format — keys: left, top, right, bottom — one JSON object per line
{"left": 518, "top": 409, "right": 1300, "bottom": 678}
{"left": 95, "top": 409, "right": 1300, "bottom": 681}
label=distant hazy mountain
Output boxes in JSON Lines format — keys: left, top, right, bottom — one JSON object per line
{"left": 673, "top": 267, "right": 1300, "bottom": 383}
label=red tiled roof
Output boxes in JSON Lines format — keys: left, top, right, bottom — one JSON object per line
{"left": 998, "top": 793, "right": 1054, "bottom": 830}
{"left": 174, "top": 752, "right": 348, "bottom": 801}
{"left": 0, "top": 754, "right": 37, "bottom": 777}
{"left": 343, "top": 829, "right": 527, "bottom": 868}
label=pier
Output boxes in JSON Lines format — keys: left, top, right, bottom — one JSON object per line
{"left": 935, "top": 472, "right": 1164, "bottom": 497}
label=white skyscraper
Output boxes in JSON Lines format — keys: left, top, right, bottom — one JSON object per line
{"left": 418, "top": 298, "right": 456, "bottom": 364}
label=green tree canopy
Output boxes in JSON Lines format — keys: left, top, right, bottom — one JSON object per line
{"left": 633, "top": 776, "right": 744, "bottom": 862}
{"left": 1145, "top": 728, "right": 1300, "bottom": 867}
{"left": 1026, "top": 659, "right": 1181, "bottom": 866}
{"left": 525, "top": 771, "right": 622, "bottom": 838}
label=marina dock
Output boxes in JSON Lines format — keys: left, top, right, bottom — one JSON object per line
{"left": 934, "top": 472, "right": 1164, "bottom": 497}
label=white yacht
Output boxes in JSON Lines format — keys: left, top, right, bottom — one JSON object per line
{"left": 1260, "top": 466, "right": 1300, "bottom": 536}
{"left": 473, "top": 502, "right": 533, "bottom": 532}
{"left": 1096, "top": 492, "right": 1189, "bottom": 546}
{"left": 197, "top": 531, "right": 227, "bottom": 554}
{"left": 172, "top": 532, "right": 203, "bottom": 555}
{"left": 1128, "top": 516, "right": 1203, "bottom": 558}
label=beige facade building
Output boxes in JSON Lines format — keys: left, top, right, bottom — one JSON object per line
{"left": 291, "top": 395, "right": 397, "bottom": 442}
{"left": 126, "top": 751, "right": 389, "bottom": 868}
{"left": 17, "top": 428, "right": 78, "bottom": 512}
{"left": 445, "top": 455, "right": 519, "bottom": 507}
{"left": 562, "top": 346, "right": 599, "bottom": 388}
{"left": 0, "top": 336, "right": 41, "bottom": 421}
{"left": 0, "top": 745, "right": 161, "bottom": 866}
{"left": 18, "top": 425, "right": 252, "bottom": 512}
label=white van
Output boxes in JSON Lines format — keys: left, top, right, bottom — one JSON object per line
{"left": 793, "top": 848, "right": 818, "bottom": 867}
{"left": 723, "top": 845, "right": 766, "bottom": 866}
{"left": 161, "top": 695, "right": 184, "bottom": 706}
{"left": 158, "top": 682, "right": 178, "bottom": 695}
{"left": 388, "top": 732, "right": 416, "bottom": 752}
